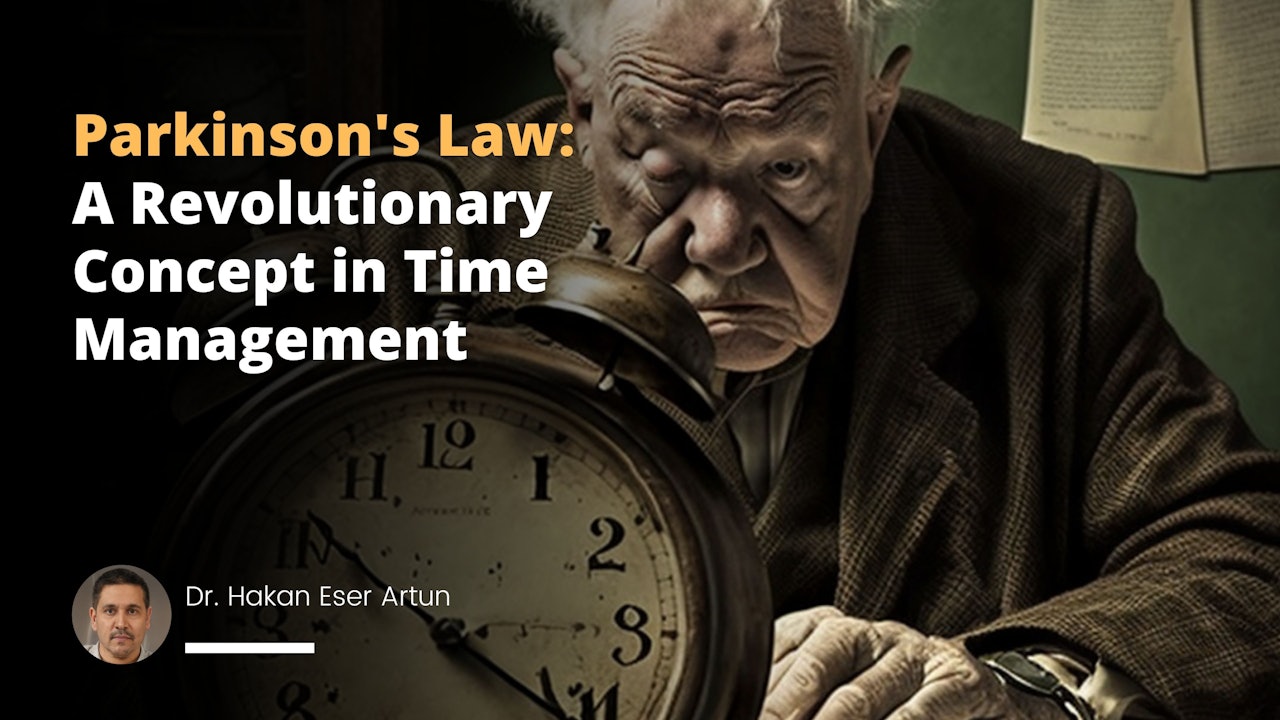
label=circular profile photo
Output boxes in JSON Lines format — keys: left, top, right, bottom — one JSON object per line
{"left": 73, "top": 565, "right": 172, "bottom": 664}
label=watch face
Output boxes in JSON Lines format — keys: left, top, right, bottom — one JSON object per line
{"left": 171, "top": 360, "right": 720, "bottom": 719}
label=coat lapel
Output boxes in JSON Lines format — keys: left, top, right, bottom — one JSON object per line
{"left": 831, "top": 121, "right": 982, "bottom": 620}
{"left": 833, "top": 339, "right": 980, "bottom": 619}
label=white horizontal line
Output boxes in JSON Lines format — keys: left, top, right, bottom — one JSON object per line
{"left": 185, "top": 642, "right": 315, "bottom": 655}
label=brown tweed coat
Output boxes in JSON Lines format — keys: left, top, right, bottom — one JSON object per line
{"left": 339, "top": 89, "right": 1280, "bottom": 719}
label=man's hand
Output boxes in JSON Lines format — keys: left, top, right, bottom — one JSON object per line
{"left": 761, "top": 606, "right": 1070, "bottom": 720}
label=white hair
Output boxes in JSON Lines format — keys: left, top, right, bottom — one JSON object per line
{"left": 506, "top": 0, "right": 925, "bottom": 67}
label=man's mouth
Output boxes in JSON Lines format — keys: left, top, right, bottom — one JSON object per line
{"left": 695, "top": 301, "right": 786, "bottom": 318}
{"left": 697, "top": 302, "right": 766, "bottom": 312}
{"left": 111, "top": 633, "right": 133, "bottom": 641}
{"left": 696, "top": 304, "right": 797, "bottom": 341}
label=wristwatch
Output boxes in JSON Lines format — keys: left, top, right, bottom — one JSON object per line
{"left": 983, "top": 650, "right": 1097, "bottom": 720}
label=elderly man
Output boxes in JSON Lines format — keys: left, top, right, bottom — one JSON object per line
{"left": 85, "top": 567, "right": 154, "bottom": 664}
{"left": 331, "top": 0, "right": 1277, "bottom": 718}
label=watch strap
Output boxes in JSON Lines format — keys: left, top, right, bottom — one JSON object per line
{"left": 984, "top": 650, "right": 1097, "bottom": 720}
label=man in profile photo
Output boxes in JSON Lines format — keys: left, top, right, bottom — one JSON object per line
{"left": 85, "top": 567, "right": 153, "bottom": 664}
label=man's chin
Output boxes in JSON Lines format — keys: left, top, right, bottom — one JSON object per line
{"left": 106, "top": 640, "right": 137, "bottom": 660}
{"left": 710, "top": 328, "right": 797, "bottom": 373}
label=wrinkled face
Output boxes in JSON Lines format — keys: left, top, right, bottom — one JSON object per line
{"left": 563, "top": 0, "right": 902, "bottom": 371}
{"left": 90, "top": 583, "right": 151, "bottom": 663}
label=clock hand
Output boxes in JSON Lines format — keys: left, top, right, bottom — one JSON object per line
{"left": 306, "top": 510, "right": 434, "bottom": 626}
{"left": 432, "top": 619, "right": 570, "bottom": 719}
{"left": 472, "top": 621, "right": 601, "bottom": 639}
{"left": 305, "top": 511, "right": 569, "bottom": 720}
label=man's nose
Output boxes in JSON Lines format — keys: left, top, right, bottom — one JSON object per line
{"left": 681, "top": 185, "right": 767, "bottom": 276}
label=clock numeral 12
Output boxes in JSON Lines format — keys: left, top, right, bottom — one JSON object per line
{"left": 422, "top": 419, "right": 476, "bottom": 470}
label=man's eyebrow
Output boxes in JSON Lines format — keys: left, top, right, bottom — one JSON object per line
{"left": 616, "top": 93, "right": 687, "bottom": 130}
{"left": 776, "top": 104, "right": 833, "bottom": 135}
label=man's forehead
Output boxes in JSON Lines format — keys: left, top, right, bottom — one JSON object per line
{"left": 98, "top": 583, "right": 147, "bottom": 605}
{"left": 600, "top": 0, "right": 854, "bottom": 133}
{"left": 597, "top": 0, "right": 859, "bottom": 69}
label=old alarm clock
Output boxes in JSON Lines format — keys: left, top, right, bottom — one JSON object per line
{"left": 158, "top": 214, "right": 773, "bottom": 719}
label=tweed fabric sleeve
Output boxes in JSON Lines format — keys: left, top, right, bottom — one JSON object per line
{"left": 963, "top": 169, "right": 1280, "bottom": 719}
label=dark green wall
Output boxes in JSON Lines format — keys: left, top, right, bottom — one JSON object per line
{"left": 888, "top": 1, "right": 1278, "bottom": 448}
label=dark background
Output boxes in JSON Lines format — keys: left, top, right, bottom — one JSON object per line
{"left": 59, "top": 2, "right": 559, "bottom": 716}
{"left": 54, "top": 1, "right": 1276, "bottom": 717}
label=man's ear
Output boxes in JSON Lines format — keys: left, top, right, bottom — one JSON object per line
{"left": 553, "top": 48, "right": 595, "bottom": 166}
{"left": 145, "top": 606, "right": 153, "bottom": 629}
{"left": 89, "top": 607, "right": 97, "bottom": 629}
{"left": 866, "top": 45, "right": 912, "bottom": 157}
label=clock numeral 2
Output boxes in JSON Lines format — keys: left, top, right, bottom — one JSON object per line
{"left": 276, "top": 519, "right": 334, "bottom": 569}
{"left": 422, "top": 419, "right": 475, "bottom": 470}
{"left": 588, "top": 517, "right": 627, "bottom": 574}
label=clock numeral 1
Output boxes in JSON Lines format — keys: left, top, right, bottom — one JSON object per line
{"left": 342, "top": 452, "right": 387, "bottom": 500}
{"left": 276, "top": 680, "right": 316, "bottom": 720}
{"left": 422, "top": 419, "right": 475, "bottom": 470}
{"left": 612, "top": 604, "right": 652, "bottom": 667}
{"left": 531, "top": 454, "right": 551, "bottom": 501}
{"left": 588, "top": 516, "right": 627, "bottom": 574}
{"left": 276, "top": 519, "right": 333, "bottom": 569}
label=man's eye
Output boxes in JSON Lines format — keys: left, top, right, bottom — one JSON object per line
{"left": 767, "top": 159, "right": 809, "bottom": 182}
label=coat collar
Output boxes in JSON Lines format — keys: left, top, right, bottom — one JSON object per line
{"left": 847, "top": 100, "right": 979, "bottom": 365}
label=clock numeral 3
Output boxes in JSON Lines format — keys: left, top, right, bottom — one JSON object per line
{"left": 611, "top": 604, "right": 652, "bottom": 667}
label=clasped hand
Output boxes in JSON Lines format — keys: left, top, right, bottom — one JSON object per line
{"left": 761, "top": 606, "right": 1069, "bottom": 720}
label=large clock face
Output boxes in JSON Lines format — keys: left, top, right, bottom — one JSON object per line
{"left": 174, "top": 361, "right": 721, "bottom": 720}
